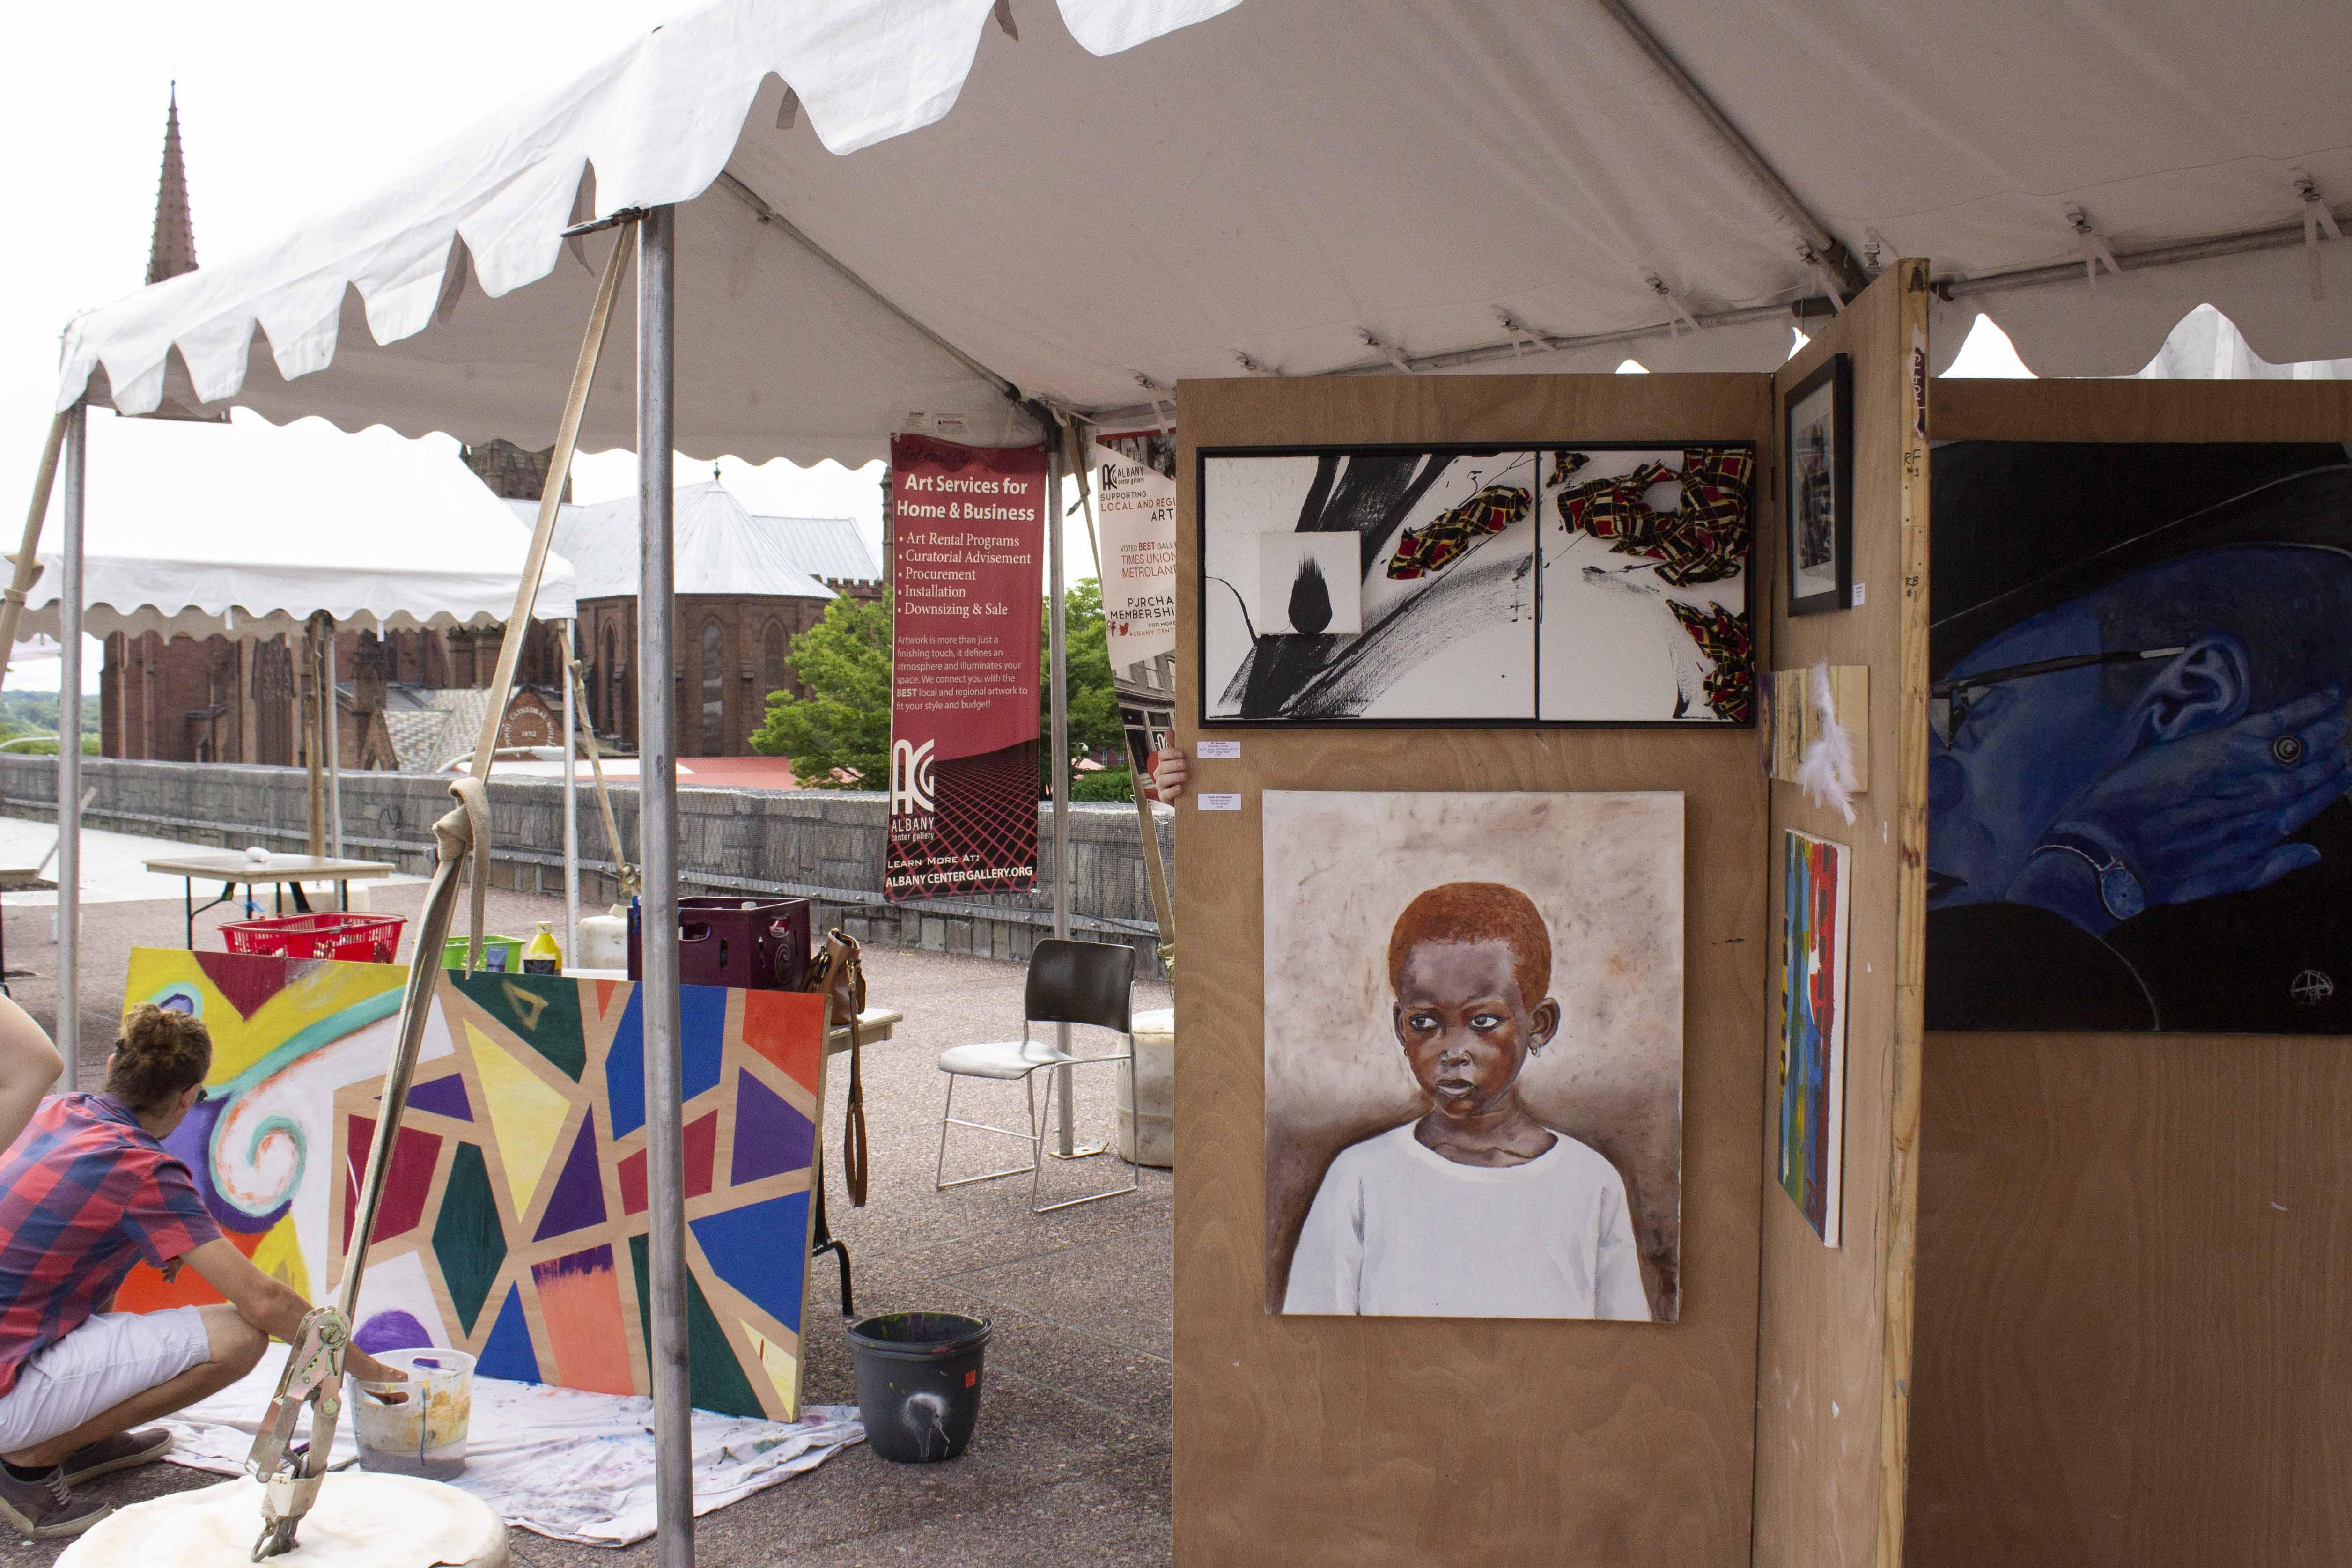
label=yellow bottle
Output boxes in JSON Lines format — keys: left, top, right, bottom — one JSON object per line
{"left": 523, "top": 920, "right": 563, "bottom": 975}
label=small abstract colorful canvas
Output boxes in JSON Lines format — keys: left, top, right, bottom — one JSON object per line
{"left": 112, "top": 948, "right": 824, "bottom": 1420}
{"left": 1779, "top": 831, "right": 1850, "bottom": 1245}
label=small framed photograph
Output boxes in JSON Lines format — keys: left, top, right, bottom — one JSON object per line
{"left": 1784, "top": 353, "right": 1853, "bottom": 616}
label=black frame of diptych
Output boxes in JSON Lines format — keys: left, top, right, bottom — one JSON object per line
{"left": 1195, "top": 440, "right": 1757, "bottom": 729}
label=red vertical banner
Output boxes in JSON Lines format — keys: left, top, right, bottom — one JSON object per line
{"left": 887, "top": 434, "right": 1046, "bottom": 900}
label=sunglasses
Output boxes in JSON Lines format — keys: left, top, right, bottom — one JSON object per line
{"left": 1930, "top": 646, "right": 2186, "bottom": 747}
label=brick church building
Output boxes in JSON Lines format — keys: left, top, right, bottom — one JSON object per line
{"left": 540, "top": 480, "right": 880, "bottom": 758}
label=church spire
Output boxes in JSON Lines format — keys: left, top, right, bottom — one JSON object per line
{"left": 147, "top": 83, "right": 197, "bottom": 285}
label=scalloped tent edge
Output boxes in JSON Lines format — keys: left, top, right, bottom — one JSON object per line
{"left": 48, "top": 0, "right": 2352, "bottom": 468}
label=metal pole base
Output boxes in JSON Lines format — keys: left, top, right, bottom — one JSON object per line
{"left": 1047, "top": 1142, "right": 1110, "bottom": 1161}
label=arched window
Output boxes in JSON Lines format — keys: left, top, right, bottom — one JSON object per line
{"left": 762, "top": 619, "right": 786, "bottom": 699}
{"left": 700, "top": 619, "right": 726, "bottom": 755}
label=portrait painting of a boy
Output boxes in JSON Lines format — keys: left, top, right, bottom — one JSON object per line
{"left": 1263, "top": 791, "right": 1684, "bottom": 1322}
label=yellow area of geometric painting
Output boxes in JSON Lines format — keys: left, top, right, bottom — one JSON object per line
{"left": 465, "top": 1020, "right": 568, "bottom": 1213}
{"left": 738, "top": 1318, "right": 800, "bottom": 1420}
{"left": 251, "top": 1215, "right": 310, "bottom": 1302}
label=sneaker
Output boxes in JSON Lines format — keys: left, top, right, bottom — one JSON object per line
{"left": 63, "top": 1428, "right": 173, "bottom": 1486}
{"left": 0, "top": 1462, "right": 112, "bottom": 1539}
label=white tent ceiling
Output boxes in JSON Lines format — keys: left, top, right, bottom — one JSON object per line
{"left": 50, "top": 0, "right": 2352, "bottom": 464}
{"left": 19, "top": 412, "right": 577, "bottom": 642}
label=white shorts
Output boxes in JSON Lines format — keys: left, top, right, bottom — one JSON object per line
{"left": 0, "top": 1307, "right": 212, "bottom": 1454}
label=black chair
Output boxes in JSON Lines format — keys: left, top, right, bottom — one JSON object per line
{"left": 934, "top": 938, "right": 1139, "bottom": 1213}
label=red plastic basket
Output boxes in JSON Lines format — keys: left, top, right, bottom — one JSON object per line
{"left": 220, "top": 912, "right": 406, "bottom": 966}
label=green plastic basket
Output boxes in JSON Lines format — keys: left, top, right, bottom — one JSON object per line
{"left": 442, "top": 933, "right": 524, "bottom": 973}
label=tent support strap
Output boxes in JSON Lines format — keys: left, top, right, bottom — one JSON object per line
{"left": 56, "top": 405, "right": 84, "bottom": 1087}
{"left": 0, "top": 413, "right": 67, "bottom": 680}
{"left": 324, "top": 626, "right": 342, "bottom": 861}
{"left": 562, "top": 618, "right": 579, "bottom": 963}
{"left": 636, "top": 201, "right": 693, "bottom": 1568}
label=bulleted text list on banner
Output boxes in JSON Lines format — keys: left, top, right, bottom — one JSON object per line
{"left": 887, "top": 434, "right": 1045, "bottom": 900}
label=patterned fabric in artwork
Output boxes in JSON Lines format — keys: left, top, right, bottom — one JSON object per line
{"left": 108, "top": 948, "right": 824, "bottom": 1421}
{"left": 1557, "top": 449, "right": 1753, "bottom": 587}
{"left": 1667, "top": 600, "right": 1754, "bottom": 723}
{"left": 1386, "top": 485, "right": 1533, "bottom": 579}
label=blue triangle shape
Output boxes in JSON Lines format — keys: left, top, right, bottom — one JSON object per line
{"left": 688, "top": 1192, "right": 810, "bottom": 1334}
{"left": 473, "top": 1284, "right": 539, "bottom": 1384}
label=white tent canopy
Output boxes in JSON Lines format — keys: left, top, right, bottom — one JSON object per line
{"left": 21, "top": 411, "right": 576, "bottom": 643}
{"left": 51, "top": 0, "right": 2352, "bottom": 465}
{"left": 517, "top": 480, "right": 846, "bottom": 601}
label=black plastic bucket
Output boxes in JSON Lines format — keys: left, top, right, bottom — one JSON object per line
{"left": 848, "top": 1312, "right": 992, "bottom": 1463}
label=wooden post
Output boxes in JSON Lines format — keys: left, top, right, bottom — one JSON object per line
{"left": 1874, "top": 258, "right": 1933, "bottom": 1568}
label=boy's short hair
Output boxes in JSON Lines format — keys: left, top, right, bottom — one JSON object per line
{"left": 1386, "top": 882, "right": 1552, "bottom": 1005}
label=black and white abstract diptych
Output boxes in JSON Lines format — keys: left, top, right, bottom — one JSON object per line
{"left": 1199, "top": 444, "right": 1756, "bottom": 727}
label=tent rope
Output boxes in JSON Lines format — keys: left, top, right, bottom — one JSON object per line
{"left": 565, "top": 647, "right": 640, "bottom": 898}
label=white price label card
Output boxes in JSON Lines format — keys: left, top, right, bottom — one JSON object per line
{"left": 1197, "top": 739, "right": 1241, "bottom": 759}
{"left": 1198, "top": 792, "right": 1243, "bottom": 812}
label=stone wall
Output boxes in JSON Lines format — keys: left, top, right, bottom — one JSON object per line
{"left": 0, "top": 756, "right": 1172, "bottom": 972}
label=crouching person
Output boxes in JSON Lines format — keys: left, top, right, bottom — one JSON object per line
{"left": 0, "top": 1003, "right": 399, "bottom": 1538}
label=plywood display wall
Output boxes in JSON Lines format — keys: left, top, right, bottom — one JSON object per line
{"left": 1907, "top": 378, "right": 2352, "bottom": 1568}
{"left": 1172, "top": 373, "right": 1771, "bottom": 1567}
{"left": 1753, "top": 263, "right": 1932, "bottom": 1568}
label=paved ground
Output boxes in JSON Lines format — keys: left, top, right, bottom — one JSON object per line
{"left": 0, "top": 880, "right": 1172, "bottom": 1565}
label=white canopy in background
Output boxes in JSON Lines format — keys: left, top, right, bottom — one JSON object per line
{"left": 21, "top": 411, "right": 576, "bottom": 644}
{"left": 513, "top": 481, "right": 849, "bottom": 602}
{"left": 49, "top": 0, "right": 2352, "bottom": 466}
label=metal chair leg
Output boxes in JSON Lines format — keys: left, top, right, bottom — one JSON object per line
{"left": 936, "top": 1070, "right": 1047, "bottom": 1191}
{"left": 1030, "top": 1048, "right": 1142, "bottom": 1215}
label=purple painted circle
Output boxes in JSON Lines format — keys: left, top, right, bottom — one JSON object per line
{"left": 353, "top": 1310, "right": 434, "bottom": 1355}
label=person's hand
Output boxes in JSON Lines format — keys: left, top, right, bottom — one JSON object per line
{"left": 160, "top": 1257, "right": 184, "bottom": 1285}
{"left": 2019, "top": 688, "right": 2352, "bottom": 923}
{"left": 1150, "top": 747, "right": 1188, "bottom": 804}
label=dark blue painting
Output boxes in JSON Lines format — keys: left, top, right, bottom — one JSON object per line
{"left": 1927, "top": 440, "right": 2352, "bottom": 1033}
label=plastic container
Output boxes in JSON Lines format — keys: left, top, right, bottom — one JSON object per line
{"left": 221, "top": 912, "right": 406, "bottom": 965}
{"left": 627, "top": 896, "right": 811, "bottom": 992}
{"left": 1118, "top": 1006, "right": 1175, "bottom": 1169}
{"left": 848, "top": 1312, "right": 991, "bottom": 1463}
{"left": 522, "top": 921, "right": 563, "bottom": 974}
{"left": 350, "top": 1347, "right": 474, "bottom": 1479}
{"left": 576, "top": 906, "right": 630, "bottom": 972}
{"left": 442, "top": 933, "right": 524, "bottom": 973}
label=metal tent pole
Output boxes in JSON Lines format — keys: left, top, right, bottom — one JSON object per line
{"left": 324, "top": 623, "right": 343, "bottom": 862}
{"left": 562, "top": 618, "right": 579, "bottom": 965}
{"left": 635, "top": 204, "right": 692, "bottom": 1568}
{"left": 56, "top": 405, "right": 83, "bottom": 1087}
{"left": 1047, "top": 441, "right": 1075, "bottom": 1155}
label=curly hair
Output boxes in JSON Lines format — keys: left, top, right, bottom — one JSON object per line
{"left": 105, "top": 1004, "right": 213, "bottom": 1114}
{"left": 1385, "top": 882, "right": 1553, "bottom": 1006}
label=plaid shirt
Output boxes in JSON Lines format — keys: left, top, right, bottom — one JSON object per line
{"left": 0, "top": 1093, "right": 221, "bottom": 1396}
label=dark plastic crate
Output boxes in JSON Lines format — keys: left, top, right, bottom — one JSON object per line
{"left": 627, "top": 896, "right": 811, "bottom": 992}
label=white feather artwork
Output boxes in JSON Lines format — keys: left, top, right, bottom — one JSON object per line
{"left": 1795, "top": 661, "right": 1857, "bottom": 824}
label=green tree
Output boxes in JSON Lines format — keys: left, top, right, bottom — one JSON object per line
{"left": 749, "top": 591, "right": 892, "bottom": 786}
{"left": 1040, "top": 578, "right": 1125, "bottom": 797}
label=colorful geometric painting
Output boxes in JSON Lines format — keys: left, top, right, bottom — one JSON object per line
{"left": 1779, "top": 831, "right": 1850, "bottom": 1246}
{"left": 111, "top": 948, "right": 825, "bottom": 1420}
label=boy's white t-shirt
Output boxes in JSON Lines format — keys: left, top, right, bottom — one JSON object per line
{"left": 1282, "top": 1122, "right": 1652, "bottom": 1319}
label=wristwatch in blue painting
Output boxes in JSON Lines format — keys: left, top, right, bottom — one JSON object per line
{"left": 2030, "top": 833, "right": 2148, "bottom": 923}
